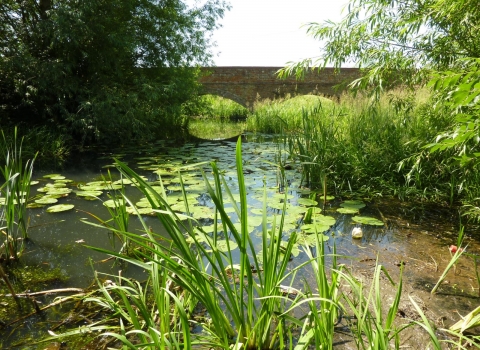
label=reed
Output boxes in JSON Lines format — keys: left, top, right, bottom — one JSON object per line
{"left": 0, "top": 128, "right": 36, "bottom": 260}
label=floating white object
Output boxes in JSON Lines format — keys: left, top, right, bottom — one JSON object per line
{"left": 351, "top": 227, "right": 363, "bottom": 239}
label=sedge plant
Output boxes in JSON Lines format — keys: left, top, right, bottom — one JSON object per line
{"left": 337, "top": 262, "right": 407, "bottom": 349}
{"left": 0, "top": 128, "right": 36, "bottom": 260}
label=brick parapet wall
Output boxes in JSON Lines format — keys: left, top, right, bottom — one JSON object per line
{"left": 199, "top": 66, "right": 362, "bottom": 108}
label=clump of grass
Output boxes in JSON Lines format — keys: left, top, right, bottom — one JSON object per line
{"left": 0, "top": 128, "right": 36, "bottom": 261}
{"left": 188, "top": 118, "right": 246, "bottom": 140}
{"left": 246, "top": 94, "right": 334, "bottom": 134}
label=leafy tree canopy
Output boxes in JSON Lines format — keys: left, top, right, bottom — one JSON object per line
{"left": 0, "top": 0, "right": 229, "bottom": 145}
{"left": 279, "top": 0, "right": 480, "bottom": 167}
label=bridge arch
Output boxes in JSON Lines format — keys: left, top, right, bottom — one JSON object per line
{"left": 199, "top": 88, "right": 248, "bottom": 109}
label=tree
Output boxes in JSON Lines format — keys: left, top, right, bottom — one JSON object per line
{"left": 279, "top": 0, "right": 480, "bottom": 95}
{"left": 0, "top": 0, "right": 229, "bottom": 145}
{"left": 279, "top": 0, "right": 480, "bottom": 162}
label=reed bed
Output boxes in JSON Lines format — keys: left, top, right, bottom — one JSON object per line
{"left": 246, "top": 90, "right": 480, "bottom": 217}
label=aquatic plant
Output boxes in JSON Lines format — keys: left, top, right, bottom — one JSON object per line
{"left": 0, "top": 128, "right": 36, "bottom": 260}
{"left": 431, "top": 226, "right": 466, "bottom": 294}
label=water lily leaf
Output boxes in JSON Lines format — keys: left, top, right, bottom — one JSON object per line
{"left": 46, "top": 182, "right": 67, "bottom": 188}
{"left": 250, "top": 208, "right": 264, "bottom": 215}
{"left": 337, "top": 207, "right": 359, "bottom": 214}
{"left": 340, "top": 200, "right": 365, "bottom": 210}
{"left": 301, "top": 215, "right": 335, "bottom": 233}
{"left": 126, "top": 207, "right": 154, "bottom": 215}
{"left": 49, "top": 175, "right": 66, "bottom": 180}
{"left": 103, "top": 200, "right": 119, "bottom": 209}
{"left": 318, "top": 195, "right": 335, "bottom": 201}
{"left": 272, "top": 193, "right": 294, "bottom": 200}
{"left": 268, "top": 202, "right": 291, "bottom": 210}
{"left": 27, "top": 203, "right": 45, "bottom": 209}
{"left": 46, "top": 188, "right": 72, "bottom": 195}
{"left": 76, "top": 191, "right": 103, "bottom": 198}
{"left": 190, "top": 206, "right": 215, "bottom": 219}
{"left": 301, "top": 223, "right": 331, "bottom": 233}
{"left": 54, "top": 179, "right": 74, "bottom": 184}
{"left": 248, "top": 216, "right": 263, "bottom": 227}
{"left": 46, "top": 204, "right": 75, "bottom": 213}
{"left": 35, "top": 197, "right": 59, "bottom": 205}
{"left": 297, "top": 198, "right": 318, "bottom": 206}
{"left": 352, "top": 216, "right": 384, "bottom": 226}
{"left": 43, "top": 174, "right": 62, "bottom": 179}
{"left": 78, "top": 185, "right": 105, "bottom": 191}
{"left": 298, "top": 233, "right": 330, "bottom": 246}
{"left": 312, "top": 215, "right": 336, "bottom": 226}
{"left": 216, "top": 240, "right": 238, "bottom": 252}
{"left": 30, "top": 180, "right": 40, "bottom": 186}
{"left": 37, "top": 187, "right": 50, "bottom": 193}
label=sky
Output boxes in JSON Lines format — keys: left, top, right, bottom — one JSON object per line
{"left": 210, "top": 0, "right": 349, "bottom": 67}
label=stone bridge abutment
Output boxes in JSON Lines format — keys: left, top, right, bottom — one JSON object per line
{"left": 199, "top": 67, "right": 361, "bottom": 108}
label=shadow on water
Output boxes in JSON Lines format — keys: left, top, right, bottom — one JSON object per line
{"left": 1, "top": 131, "right": 480, "bottom": 348}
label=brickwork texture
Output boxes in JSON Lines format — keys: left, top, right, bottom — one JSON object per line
{"left": 199, "top": 67, "right": 361, "bottom": 108}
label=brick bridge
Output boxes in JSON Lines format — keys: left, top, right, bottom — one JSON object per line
{"left": 199, "top": 67, "right": 361, "bottom": 108}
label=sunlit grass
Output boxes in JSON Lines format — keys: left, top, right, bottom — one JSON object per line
{"left": 246, "top": 95, "right": 335, "bottom": 134}
{"left": 188, "top": 118, "right": 245, "bottom": 140}
{"left": 197, "top": 94, "right": 248, "bottom": 119}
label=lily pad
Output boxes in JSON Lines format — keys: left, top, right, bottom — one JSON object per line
{"left": 76, "top": 191, "right": 103, "bottom": 198}
{"left": 340, "top": 200, "right": 366, "bottom": 210}
{"left": 301, "top": 215, "right": 336, "bottom": 233}
{"left": 297, "top": 198, "right": 318, "bottom": 206}
{"left": 46, "top": 188, "right": 72, "bottom": 195}
{"left": 216, "top": 240, "right": 239, "bottom": 252}
{"left": 298, "top": 233, "right": 330, "bottom": 246}
{"left": 336, "top": 207, "right": 359, "bottom": 214}
{"left": 34, "top": 197, "right": 59, "bottom": 205}
{"left": 46, "top": 204, "right": 75, "bottom": 213}
{"left": 318, "top": 195, "right": 335, "bottom": 201}
{"left": 27, "top": 203, "right": 46, "bottom": 209}
{"left": 352, "top": 216, "right": 384, "bottom": 226}
{"left": 43, "top": 174, "right": 62, "bottom": 179}
{"left": 301, "top": 223, "right": 331, "bottom": 233}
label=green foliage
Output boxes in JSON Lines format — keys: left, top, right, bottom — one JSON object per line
{"left": 0, "top": 128, "right": 36, "bottom": 261}
{"left": 246, "top": 95, "right": 334, "bottom": 134}
{"left": 0, "top": 0, "right": 229, "bottom": 145}
{"left": 194, "top": 95, "right": 249, "bottom": 119}
{"left": 278, "top": 0, "right": 480, "bottom": 95}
